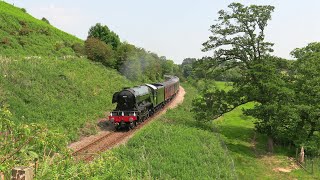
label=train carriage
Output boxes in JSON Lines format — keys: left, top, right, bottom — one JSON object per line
{"left": 161, "top": 76, "right": 179, "bottom": 101}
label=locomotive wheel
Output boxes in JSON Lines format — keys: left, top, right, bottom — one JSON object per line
{"left": 129, "top": 122, "right": 135, "bottom": 129}
{"left": 115, "top": 125, "right": 120, "bottom": 131}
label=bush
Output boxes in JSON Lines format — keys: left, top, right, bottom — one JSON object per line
{"left": 18, "top": 37, "right": 27, "bottom": 46}
{"left": 55, "top": 41, "right": 65, "bottom": 51}
{"left": 38, "top": 28, "right": 50, "bottom": 35}
{"left": 19, "top": 20, "right": 27, "bottom": 26}
{"left": 72, "top": 42, "right": 85, "bottom": 56}
{"left": 21, "top": 8, "right": 26, "bottom": 13}
{"left": 1, "top": 37, "right": 10, "bottom": 45}
{"left": 85, "top": 37, "right": 115, "bottom": 67}
{"left": 19, "top": 26, "right": 32, "bottom": 36}
{"left": 41, "top": 17, "right": 50, "bottom": 24}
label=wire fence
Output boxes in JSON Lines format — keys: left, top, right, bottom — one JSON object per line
{"left": 295, "top": 149, "right": 320, "bottom": 175}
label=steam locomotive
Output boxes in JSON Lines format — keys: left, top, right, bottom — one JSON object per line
{"left": 109, "top": 76, "right": 179, "bottom": 129}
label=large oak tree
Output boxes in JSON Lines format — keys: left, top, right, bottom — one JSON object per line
{"left": 193, "top": 3, "right": 292, "bottom": 152}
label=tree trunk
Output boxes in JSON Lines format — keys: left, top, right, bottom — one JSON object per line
{"left": 299, "top": 146, "right": 305, "bottom": 164}
{"left": 267, "top": 136, "right": 274, "bottom": 153}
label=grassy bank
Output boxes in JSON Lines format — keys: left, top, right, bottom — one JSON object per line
{"left": 0, "top": 56, "right": 133, "bottom": 140}
{"left": 0, "top": 1, "right": 81, "bottom": 57}
{"left": 111, "top": 84, "right": 236, "bottom": 179}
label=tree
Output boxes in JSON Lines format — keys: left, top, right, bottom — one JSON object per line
{"left": 193, "top": 3, "right": 289, "bottom": 152}
{"left": 85, "top": 38, "right": 115, "bottom": 67}
{"left": 88, "top": 23, "right": 120, "bottom": 49}
{"left": 181, "top": 58, "right": 196, "bottom": 78}
{"left": 115, "top": 42, "right": 135, "bottom": 70}
{"left": 290, "top": 42, "right": 320, "bottom": 154}
{"left": 202, "top": 2, "right": 274, "bottom": 70}
{"left": 161, "top": 59, "right": 175, "bottom": 75}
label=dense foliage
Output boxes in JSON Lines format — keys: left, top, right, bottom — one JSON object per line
{"left": 88, "top": 23, "right": 120, "bottom": 50}
{"left": 85, "top": 37, "right": 115, "bottom": 67}
{"left": 0, "top": 106, "right": 68, "bottom": 179}
{"left": 191, "top": 2, "right": 320, "bottom": 155}
{"left": 84, "top": 23, "right": 182, "bottom": 82}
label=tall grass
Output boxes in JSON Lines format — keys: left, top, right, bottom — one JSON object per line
{"left": 112, "top": 84, "right": 237, "bottom": 179}
{"left": 0, "top": 56, "right": 134, "bottom": 140}
{"left": 0, "top": 1, "right": 81, "bottom": 57}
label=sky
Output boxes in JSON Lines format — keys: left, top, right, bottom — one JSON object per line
{"left": 3, "top": 0, "right": 320, "bottom": 64}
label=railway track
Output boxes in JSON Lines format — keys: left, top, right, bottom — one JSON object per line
{"left": 71, "top": 92, "right": 181, "bottom": 161}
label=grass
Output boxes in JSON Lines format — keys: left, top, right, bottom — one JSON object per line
{"left": 112, "top": 83, "right": 237, "bottom": 179}
{"left": 213, "top": 82, "right": 320, "bottom": 179}
{"left": 0, "top": 1, "right": 81, "bottom": 57}
{"left": 0, "top": 56, "right": 134, "bottom": 140}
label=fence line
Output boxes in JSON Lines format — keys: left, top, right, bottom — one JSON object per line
{"left": 295, "top": 148, "right": 320, "bottom": 175}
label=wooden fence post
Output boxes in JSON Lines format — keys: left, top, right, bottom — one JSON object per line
{"left": 299, "top": 146, "right": 305, "bottom": 164}
{"left": 0, "top": 172, "right": 4, "bottom": 180}
{"left": 11, "top": 167, "right": 33, "bottom": 180}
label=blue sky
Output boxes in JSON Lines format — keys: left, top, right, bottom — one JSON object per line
{"left": 4, "top": 0, "right": 320, "bottom": 64}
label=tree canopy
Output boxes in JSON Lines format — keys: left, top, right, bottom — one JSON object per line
{"left": 88, "top": 23, "right": 121, "bottom": 49}
{"left": 193, "top": 3, "right": 320, "bottom": 154}
{"left": 193, "top": 3, "right": 285, "bottom": 152}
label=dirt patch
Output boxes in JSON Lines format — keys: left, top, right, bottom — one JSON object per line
{"left": 68, "top": 86, "right": 185, "bottom": 158}
{"left": 272, "top": 157, "right": 299, "bottom": 173}
{"left": 259, "top": 155, "right": 299, "bottom": 173}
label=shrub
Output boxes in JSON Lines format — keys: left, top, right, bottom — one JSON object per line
{"left": 72, "top": 42, "right": 85, "bottom": 56}
{"left": 63, "top": 41, "right": 71, "bottom": 48}
{"left": 9, "top": 31, "right": 17, "bottom": 35}
{"left": 85, "top": 37, "right": 115, "bottom": 67}
{"left": 18, "top": 38, "right": 27, "bottom": 46}
{"left": 19, "top": 20, "right": 27, "bottom": 26}
{"left": 21, "top": 8, "right": 26, "bottom": 13}
{"left": 1, "top": 37, "right": 10, "bottom": 45}
{"left": 19, "top": 26, "right": 32, "bottom": 36}
{"left": 38, "top": 28, "right": 50, "bottom": 35}
{"left": 55, "top": 41, "right": 65, "bottom": 51}
{"left": 41, "top": 17, "right": 50, "bottom": 24}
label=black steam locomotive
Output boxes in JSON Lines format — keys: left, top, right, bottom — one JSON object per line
{"left": 109, "top": 76, "right": 179, "bottom": 129}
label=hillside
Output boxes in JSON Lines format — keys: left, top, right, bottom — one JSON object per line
{"left": 0, "top": 56, "right": 134, "bottom": 140}
{"left": 0, "top": 1, "right": 81, "bottom": 57}
{"left": 0, "top": 2, "right": 134, "bottom": 140}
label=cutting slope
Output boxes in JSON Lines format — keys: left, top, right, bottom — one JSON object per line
{"left": 0, "top": 2, "right": 134, "bottom": 140}
{"left": 0, "top": 1, "right": 81, "bottom": 57}
{"left": 0, "top": 57, "right": 134, "bottom": 140}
